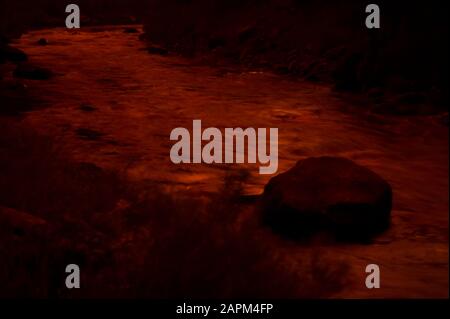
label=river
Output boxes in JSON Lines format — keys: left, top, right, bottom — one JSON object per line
{"left": 11, "top": 25, "right": 449, "bottom": 297}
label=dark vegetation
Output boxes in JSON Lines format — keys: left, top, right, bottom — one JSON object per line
{"left": 143, "top": 0, "right": 449, "bottom": 115}
{"left": 0, "top": 0, "right": 145, "bottom": 40}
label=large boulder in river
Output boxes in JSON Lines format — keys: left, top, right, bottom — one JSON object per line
{"left": 262, "top": 157, "right": 392, "bottom": 240}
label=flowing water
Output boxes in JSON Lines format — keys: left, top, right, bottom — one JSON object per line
{"left": 11, "top": 25, "right": 449, "bottom": 297}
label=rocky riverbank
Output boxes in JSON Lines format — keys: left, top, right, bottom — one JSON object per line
{"left": 142, "top": 0, "right": 448, "bottom": 116}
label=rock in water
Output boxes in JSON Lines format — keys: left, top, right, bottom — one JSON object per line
{"left": 14, "top": 63, "right": 53, "bottom": 80}
{"left": 0, "top": 45, "right": 28, "bottom": 63}
{"left": 79, "top": 103, "right": 97, "bottom": 112}
{"left": 37, "top": 38, "right": 48, "bottom": 46}
{"left": 124, "top": 27, "right": 139, "bottom": 34}
{"left": 147, "top": 46, "right": 169, "bottom": 56}
{"left": 262, "top": 157, "right": 392, "bottom": 240}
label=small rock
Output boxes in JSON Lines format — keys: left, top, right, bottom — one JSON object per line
{"left": 37, "top": 38, "right": 48, "bottom": 46}
{"left": 262, "top": 157, "right": 392, "bottom": 241}
{"left": 0, "top": 45, "right": 28, "bottom": 63}
{"left": 147, "top": 46, "right": 169, "bottom": 56}
{"left": 124, "top": 27, "right": 139, "bottom": 34}
{"left": 76, "top": 128, "right": 104, "bottom": 141}
{"left": 79, "top": 104, "right": 97, "bottom": 112}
